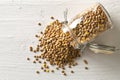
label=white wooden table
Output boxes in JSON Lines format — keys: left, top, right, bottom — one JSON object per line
{"left": 0, "top": 0, "right": 120, "bottom": 80}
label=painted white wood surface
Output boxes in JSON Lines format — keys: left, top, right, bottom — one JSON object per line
{"left": 0, "top": 0, "right": 120, "bottom": 80}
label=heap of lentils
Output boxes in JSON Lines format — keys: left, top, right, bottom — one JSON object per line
{"left": 28, "top": 19, "right": 89, "bottom": 76}
{"left": 70, "top": 5, "right": 111, "bottom": 45}
{"left": 38, "top": 20, "right": 81, "bottom": 67}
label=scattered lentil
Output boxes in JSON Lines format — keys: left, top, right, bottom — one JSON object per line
{"left": 71, "top": 70, "right": 74, "bottom": 73}
{"left": 46, "top": 69, "right": 49, "bottom": 72}
{"left": 41, "top": 67, "right": 44, "bottom": 70}
{"left": 51, "top": 70, "right": 54, "bottom": 73}
{"left": 85, "top": 67, "right": 88, "bottom": 70}
{"left": 83, "top": 59, "right": 88, "bottom": 65}
{"left": 38, "top": 56, "right": 41, "bottom": 58}
{"left": 44, "top": 69, "right": 46, "bottom": 72}
{"left": 34, "top": 56, "right": 37, "bottom": 58}
{"left": 46, "top": 66, "right": 49, "bottom": 69}
{"left": 33, "top": 50, "right": 36, "bottom": 53}
{"left": 40, "top": 31, "right": 43, "bottom": 34}
{"left": 75, "top": 62, "right": 78, "bottom": 66}
{"left": 63, "top": 73, "right": 67, "bottom": 76}
{"left": 36, "top": 47, "right": 39, "bottom": 52}
{"left": 36, "top": 71, "right": 40, "bottom": 74}
{"left": 50, "top": 16, "right": 54, "bottom": 20}
{"left": 27, "top": 57, "right": 30, "bottom": 61}
{"left": 40, "top": 49, "right": 43, "bottom": 52}
{"left": 35, "top": 34, "right": 39, "bottom": 38}
{"left": 36, "top": 58, "right": 39, "bottom": 61}
{"left": 44, "top": 61, "right": 46, "bottom": 64}
{"left": 33, "top": 61, "right": 36, "bottom": 64}
{"left": 29, "top": 46, "right": 33, "bottom": 51}
{"left": 38, "top": 23, "right": 41, "bottom": 26}
{"left": 39, "top": 61, "right": 41, "bottom": 63}
{"left": 56, "top": 67, "right": 59, "bottom": 70}
{"left": 62, "top": 67, "right": 65, "bottom": 70}
{"left": 43, "top": 64, "right": 46, "bottom": 68}
{"left": 68, "top": 65, "right": 72, "bottom": 68}
{"left": 61, "top": 70, "right": 65, "bottom": 73}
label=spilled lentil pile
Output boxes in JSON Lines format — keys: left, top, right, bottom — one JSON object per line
{"left": 27, "top": 19, "right": 88, "bottom": 76}
{"left": 38, "top": 20, "right": 81, "bottom": 67}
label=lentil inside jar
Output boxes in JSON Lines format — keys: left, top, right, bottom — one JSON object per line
{"left": 62, "top": 3, "right": 112, "bottom": 49}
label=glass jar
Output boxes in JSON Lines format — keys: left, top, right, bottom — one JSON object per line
{"left": 62, "top": 3, "right": 113, "bottom": 52}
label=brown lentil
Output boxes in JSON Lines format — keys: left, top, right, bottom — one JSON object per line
{"left": 40, "top": 49, "right": 43, "bottom": 52}
{"left": 44, "top": 61, "right": 46, "bottom": 64}
{"left": 35, "top": 34, "right": 39, "bottom": 38}
{"left": 29, "top": 46, "right": 33, "bottom": 51}
{"left": 36, "top": 47, "right": 39, "bottom": 52}
{"left": 46, "top": 66, "right": 49, "bottom": 69}
{"left": 68, "top": 65, "right": 72, "bottom": 68}
{"left": 33, "top": 61, "right": 36, "bottom": 64}
{"left": 44, "top": 69, "right": 46, "bottom": 72}
{"left": 36, "top": 71, "right": 40, "bottom": 74}
{"left": 34, "top": 55, "right": 37, "bottom": 58}
{"left": 51, "top": 70, "right": 54, "bottom": 73}
{"left": 39, "top": 61, "right": 41, "bottom": 63}
{"left": 50, "top": 16, "right": 54, "bottom": 20}
{"left": 63, "top": 73, "right": 67, "bottom": 76}
{"left": 46, "top": 69, "right": 49, "bottom": 72}
{"left": 85, "top": 67, "right": 88, "bottom": 70}
{"left": 38, "top": 23, "right": 41, "bottom": 26}
{"left": 38, "top": 56, "right": 41, "bottom": 58}
{"left": 62, "top": 67, "right": 65, "bottom": 70}
{"left": 41, "top": 67, "right": 44, "bottom": 70}
{"left": 27, "top": 57, "right": 30, "bottom": 61}
{"left": 43, "top": 64, "right": 46, "bottom": 68}
{"left": 83, "top": 59, "right": 88, "bottom": 64}
{"left": 36, "top": 58, "right": 39, "bottom": 61}
{"left": 33, "top": 50, "right": 36, "bottom": 53}
{"left": 56, "top": 67, "right": 59, "bottom": 70}
{"left": 74, "top": 62, "right": 78, "bottom": 66}
{"left": 71, "top": 70, "right": 74, "bottom": 73}
{"left": 40, "top": 31, "right": 43, "bottom": 34}
{"left": 61, "top": 70, "right": 65, "bottom": 73}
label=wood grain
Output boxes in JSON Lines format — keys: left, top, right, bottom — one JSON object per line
{"left": 0, "top": 0, "right": 120, "bottom": 80}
